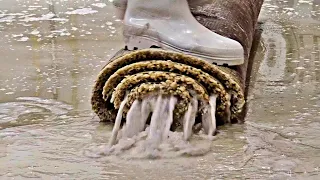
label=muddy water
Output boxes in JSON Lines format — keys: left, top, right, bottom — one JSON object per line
{"left": 0, "top": 0, "right": 319, "bottom": 179}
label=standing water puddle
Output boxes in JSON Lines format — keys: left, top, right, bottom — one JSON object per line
{"left": 0, "top": 0, "right": 320, "bottom": 179}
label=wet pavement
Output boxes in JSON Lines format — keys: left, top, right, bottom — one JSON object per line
{"left": 0, "top": 0, "right": 319, "bottom": 179}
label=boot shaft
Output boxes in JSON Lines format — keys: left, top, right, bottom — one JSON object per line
{"left": 126, "top": 0, "right": 191, "bottom": 20}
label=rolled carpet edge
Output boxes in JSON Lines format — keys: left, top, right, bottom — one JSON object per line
{"left": 91, "top": 48, "right": 245, "bottom": 128}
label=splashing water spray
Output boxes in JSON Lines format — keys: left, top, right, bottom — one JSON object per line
{"left": 91, "top": 49, "right": 246, "bottom": 157}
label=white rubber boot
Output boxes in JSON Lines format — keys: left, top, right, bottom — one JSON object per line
{"left": 123, "top": 0, "right": 244, "bottom": 65}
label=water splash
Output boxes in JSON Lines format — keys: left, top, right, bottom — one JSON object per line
{"left": 201, "top": 94, "right": 218, "bottom": 137}
{"left": 109, "top": 95, "right": 128, "bottom": 146}
{"left": 163, "top": 96, "right": 177, "bottom": 140}
{"left": 147, "top": 95, "right": 169, "bottom": 144}
{"left": 122, "top": 100, "right": 147, "bottom": 138}
{"left": 101, "top": 94, "right": 220, "bottom": 158}
{"left": 183, "top": 97, "right": 198, "bottom": 141}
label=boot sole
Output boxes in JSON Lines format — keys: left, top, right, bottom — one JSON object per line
{"left": 125, "top": 35, "right": 244, "bottom": 66}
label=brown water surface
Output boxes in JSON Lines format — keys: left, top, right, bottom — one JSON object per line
{"left": 0, "top": 0, "right": 319, "bottom": 179}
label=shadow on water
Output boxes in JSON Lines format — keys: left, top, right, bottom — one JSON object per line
{"left": 0, "top": 0, "right": 320, "bottom": 179}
